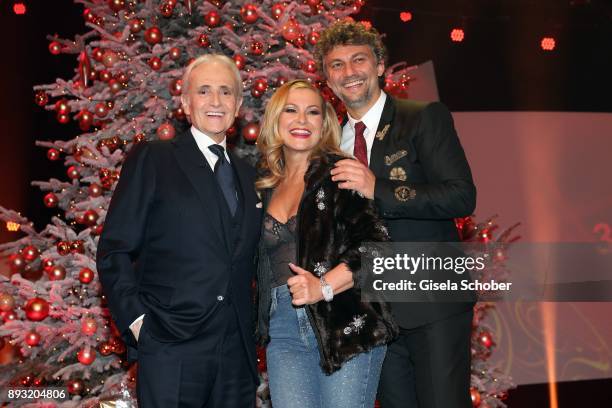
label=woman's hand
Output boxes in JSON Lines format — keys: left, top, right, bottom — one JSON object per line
{"left": 287, "top": 263, "right": 323, "bottom": 306}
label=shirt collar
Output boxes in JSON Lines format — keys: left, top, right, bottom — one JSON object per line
{"left": 347, "top": 91, "right": 387, "bottom": 133}
{"left": 190, "top": 125, "right": 227, "bottom": 151}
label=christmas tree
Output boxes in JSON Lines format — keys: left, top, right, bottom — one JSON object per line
{"left": 0, "top": 1, "right": 513, "bottom": 406}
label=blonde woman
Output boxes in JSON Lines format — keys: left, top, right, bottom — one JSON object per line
{"left": 254, "top": 80, "right": 398, "bottom": 408}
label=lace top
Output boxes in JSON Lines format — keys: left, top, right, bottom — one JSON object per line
{"left": 262, "top": 213, "right": 297, "bottom": 288}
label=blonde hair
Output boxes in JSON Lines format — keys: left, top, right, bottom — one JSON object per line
{"left": 256, "top": 80, "right": 344, "bottom": 190}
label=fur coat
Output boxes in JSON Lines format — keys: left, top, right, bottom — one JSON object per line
{"left": 255, "top": 153, "right": 399, "bottom": 374}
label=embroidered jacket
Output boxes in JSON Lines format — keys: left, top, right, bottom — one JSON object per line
{"left": 255, "top": 153, "right": 399, "bottom": 374}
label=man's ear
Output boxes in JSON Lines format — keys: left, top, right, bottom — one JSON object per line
{"left": 377, "top": 61, "right": 385, "bottom": 77}
{"left": 180, "top": 94, "right": 190, "bottom": 116}
{"left": 235, "top": 97, "right": 243, "bottom": 117}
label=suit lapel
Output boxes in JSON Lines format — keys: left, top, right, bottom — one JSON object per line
{"left": 229, "top": 152, "right": 254, "bottom": 257}
{"left": 369, "top": 96, "right": 396, "bottom": 177}
{"left": 171, "top": 132, "right": 229, "bottom": 254}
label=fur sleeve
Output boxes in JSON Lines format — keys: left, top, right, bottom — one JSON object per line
{"left": 334, "top": 188, "right": 389, "bottom": 288}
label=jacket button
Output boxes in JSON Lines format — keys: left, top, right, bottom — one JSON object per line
{"left": 217, "top": 295, "right": 224, "bottom": 301}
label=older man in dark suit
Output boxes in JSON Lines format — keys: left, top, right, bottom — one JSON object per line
{"left": 97, "top": 54, "right": 261, "bottom": 408}
{"left": 315, "top": 21, "right": 477, "bottom": 408}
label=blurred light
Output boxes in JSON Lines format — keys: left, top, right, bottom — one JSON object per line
{"left": 6, "top": 221, "right": 21, "bottom": 232}
{"left": 13, "top": 3, "right": 27, "bottom": 15}
{"left": 541, "top": 37, "right": 556, "bottom": 51}
{"left": 450, "top": 28, "right": 465, "bottom": 42}
{"left": 399, "top": 11, "right": 413, "bottom": 22}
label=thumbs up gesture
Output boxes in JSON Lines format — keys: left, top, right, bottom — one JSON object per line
{"left": 287, "top": 263, "right": 323, "bottom": 306}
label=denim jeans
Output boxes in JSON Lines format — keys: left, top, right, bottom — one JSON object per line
{"left": 266, "top": 284, "right": 386, "bottom": 408}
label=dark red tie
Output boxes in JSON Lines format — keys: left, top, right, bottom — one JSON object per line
{"left": 353, "top": 121, "right": 368, "bottom": 167}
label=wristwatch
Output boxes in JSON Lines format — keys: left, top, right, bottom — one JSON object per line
{"left": 320, "top": 276, "right": 334, "bottom": 302}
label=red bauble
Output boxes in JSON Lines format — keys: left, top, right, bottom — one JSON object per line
{"left": 144, "top": 27, "right": 163, "bottom": 45}
{"left": 34, "top": 91, "right": 49, "bottom": 107}
{"left": 43, "top": 192, "right": 58, "bottom": 208}
{"left": 79, "top": 268, "right": 95, "bottom": 284}
{"left": 478, "top": 331, "right": 494, "bottom": 348}
{"left": 108, "top": 0, "right": 125, "bottom": 13}
{"left": 99, "top": 69, "right": 112, "bottom": 82}
{"left": 67, "top": 166, "right": 80, "bottom": 180}
{"left": 42, "top": 258, "right": 54, "bottom": 271}
{"left": 25, "top": 331, "right": 41, "bottom": 347}
{"left": 110, "top": 337, "right": 126, "bottom": 354}
{"left": 172, "top": 106, "right": 186, "bottom": 121}
{"left": 308, "top": 30, "right": 320, "bottom": 45}
{"left": 108, "top": 79, "right": 123, "bottom": 94}
{"left": 204, "top": 10, "right": 221, "bottom": 27}
{"left": 160, "top": 2, "right": 174, "bottom": 17}
{"left": 57, "top": 241, "right": 71, "bottom": 256}
{"left": 66, "top": 379, "right": 84, "bottom": 395}
{"left": 1, "top": 310, "right": 17, "bottom": 323}
{"left": 242, "top": 122, "right": 259, "bottom": 143}
{"left": 83, "top": 8, "right": 96, "bottom": 23}
{"left": 99, "top": 341, "right": 113, "bottom": 356}
{"left": 250, "top": 78, "right": 268, "bottom": 98}
{"left": 47, "top": 148, "right": 60, "bottom": 161}
{"left": 24, "top": 297, "right": 50, "bottom": 321}
{"left": 94, "top": 102, "right": 109, "bottom": 118}
{"left": 22, "top": 246, "right": 40, "bottom": 262}
{"left": 157, "top": 123, "right": 176, "bottom": 140}
{"left": 91, "top": 224, "right": 104, "bottom": 236}
{"left": 78, "top": 109, "right": 94, "bottom": 131}
{"left": 83, "top": 210, "right": 99, "bottom": 227}
{"left": 88, "top": 183, "right": 103, "bottom": 197}
{"left": 168, "top": 78, "right": 183, "bottom": 96}
{"left": 0, "top": 293, "right": 15, "bottom": 312}
{"left": 71, "top": 240, "right": 85, "bottom": 254}
{"left": 303, "top": 59, "right": 317, "bottom": 73}
{"left": 102, "top": 50, "right": 120, "bottom": 68}
{"left": 148, "top": 57, "right": 162, "bottom": 71}
{"left": 249, "top": 41, "right": 264, "bottom": 56}
{"left": 240, "top": 4, "right": 259, "bottom": 24}
{"left": 128, "top": 18, "right": 143, "bottom": 33}
{"left": 48, "top": 41, "right": 62, "bottom": 55}
{"left": 48, "top": 265, "right": 66, "bottom": 281}
{"left": 8, "top": 254, "right": 26, "bottom": 273}
{"left": 55, "top": 99, "right": 70, "bottom": 115}
{"left": 56, "top": 113, "right": 70, "bottom": 124}
{"left": 233, "top": 54, "right": 246, "bottom": 70}
{"left": 197, "top": 34, "right": 210, "bottom": 48}
{"left": 116, "top": 72, "right": 129, "bottom": 85}
{"left": 92, "top": 48, "right": 104, "bottom": 62}
{"left": 21, "top": 263, "right": 43, "bottom": 281}
{"left": 81, "top": 318, "right": 97, "bottom": 335}
{"left": 271, "top": 3, "right": 284, "bottom": 20}
{"left": 470, "top": 387, "right": 481, "bottom": 407}
{"left": 169, "top": 47, "right": 181, "bottom": 60}
{"left": 281, "top": 19, "right": 301, "bottom": 42}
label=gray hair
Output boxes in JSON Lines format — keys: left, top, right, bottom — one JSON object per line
{"left": 181, "top": 54, "right": 243, "bottom": 98}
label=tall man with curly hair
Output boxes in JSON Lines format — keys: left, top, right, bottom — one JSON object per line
{"left": 315, "top": 20, "right": 477, "bottom": 408}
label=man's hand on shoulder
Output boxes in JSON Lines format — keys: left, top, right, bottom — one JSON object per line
{"left": 331, "top": 159, "right": 376, "bottom": 199}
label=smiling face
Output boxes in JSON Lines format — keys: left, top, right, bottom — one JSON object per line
{"left": 278, "top": 88, "right": 324, "bottom": 154}
{"left": 323, "top": 44, "right": 384, "bottom": 118}
{"left": 181, "top": 61, "right": 242, "bottom": 142}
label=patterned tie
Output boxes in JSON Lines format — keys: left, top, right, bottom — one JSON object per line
{"left": 208, "top": 144, "right": 238, "bottom": 216}
{"left": 353, "top": 121, "right": 368, "bottom": 167}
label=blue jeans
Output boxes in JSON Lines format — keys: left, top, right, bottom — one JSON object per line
{"left": 266, "top": 284, "right": 386, "bottom": 408}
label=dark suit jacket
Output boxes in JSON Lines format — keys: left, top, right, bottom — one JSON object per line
{"left": 358, "top": 97, "right": 477, "bottom": 328}
{"left": 96, "top": 131, "right": 262, "bottom": 378}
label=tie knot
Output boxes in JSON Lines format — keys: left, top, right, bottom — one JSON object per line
{"left": 354, "top": 121, "right": 366, "bottom": 136}
{"left": 208, "top": 144, "right": 225, "bottom": 159}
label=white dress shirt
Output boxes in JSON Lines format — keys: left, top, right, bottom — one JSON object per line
{"left": 129, "top": 126, "right": 231, "bottom": 334}
{"left": 340, "top": 91, "right": 387, "bottom": 163}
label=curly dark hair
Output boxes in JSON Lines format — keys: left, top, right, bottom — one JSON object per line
{"left": 314, "top": 20, "right": 387, "bottom": 74}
